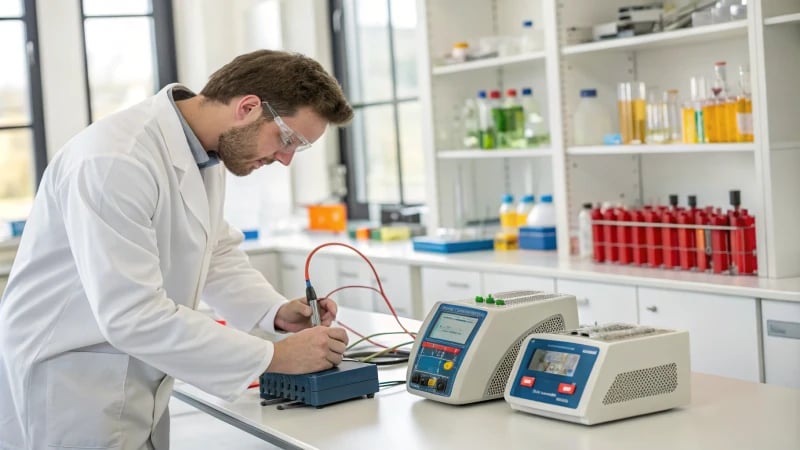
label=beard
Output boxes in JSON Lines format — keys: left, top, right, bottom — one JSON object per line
{"left": 217, "top": 118, "right": 273, "bottom": 176}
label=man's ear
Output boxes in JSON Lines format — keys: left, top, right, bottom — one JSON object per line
{"left": 233, "top": 94, "right": 263, "bottom": 122}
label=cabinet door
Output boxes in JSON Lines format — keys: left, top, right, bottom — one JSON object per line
{"left": 420, "top": 267, "right": 482, "bottom": 316}
{"left": 638, "top": 287, "right": 760, "bottom": 382}
{"left": 556, "top": 279, "right": 638, "bottom": 326}
{"left": 371, "top": 262, "right": 416, "bottom": 319}
{"left": 482, "top": 272, "right": 555, "bottom": 294}
{"left": 279, "top": 252, "right": 337, "bottom": 300}
{"left": 247, "top": 251, "right": 280, "bottom": 292}
{"left": 335, "top": 258, "right": 375, "bottom": 312}
{"left": 762, "top": 300, "right": 800, "bottom": 389}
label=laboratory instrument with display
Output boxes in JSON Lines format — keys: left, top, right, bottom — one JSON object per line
{"left": 505, "top": 323, "right": 690, "bottom": 425}
{"left": 407, "top": 290, "right": 579, "bottom": 405}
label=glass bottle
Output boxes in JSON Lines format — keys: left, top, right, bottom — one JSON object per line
{"left": 664, "top": 89, "right": 681, "bottom": 143}
{"left": 617, "top": 82, "right": 633, "bottom": 144}
{"left": 736, "top": 66, "right": 754, "bottom": 142}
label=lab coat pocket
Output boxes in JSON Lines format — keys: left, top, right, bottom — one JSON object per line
{"left": 46, "top": 351, "right": 130, "bottom": 449}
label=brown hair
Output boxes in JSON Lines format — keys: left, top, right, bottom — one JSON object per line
{"left": 200, "top": 50, "right": 353, "bottom": 125}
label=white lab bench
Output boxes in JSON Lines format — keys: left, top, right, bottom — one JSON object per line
{"left": 173, "top": 307, "right": 800, "bottom": 450}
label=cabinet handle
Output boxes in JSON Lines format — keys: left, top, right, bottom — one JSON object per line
{"left": 446, "top": 281, "right": 469, "bottom": 289}
{"left": 576, "top": 297, "right": 590, "bottom": 306}
{"left": 281, "top": 264, "right": 297, "bottom": 270}
{"left": 339, "top": 271, "right": 358, "bottom": 279}
{"left": 646, "top": 305, "right": 658, "bottom": 313}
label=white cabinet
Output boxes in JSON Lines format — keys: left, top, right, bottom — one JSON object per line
{"left": 247, "top": 251, "right": 281, "bottom": 292}
{"left": 555, "top": 278, "right": 638, "bottom": 326}
{"left": 638, "top": 287, "right": 761, "bottom": 382}
{"left": 420, "top": 267, "right": 482, "bottom": 316}
{"left": 482, "top": 272, "right": 555, "bottom": 294}
{"left": 278, "top": 252, "right": 337, "bottom": 300}
{"left": 334, "top": 257, "right": 376, "bottom": 312}
{"left": 370, "top": 262, "right": 418, "bottom": 319}
{"left": 761, "top": 300, "right": 800, "bottom": 389}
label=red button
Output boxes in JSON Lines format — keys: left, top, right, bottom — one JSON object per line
{"left": 520, "top": 376, "right": 536, "bottom": 388}
{"left": 558, "top": 383, "right": 576, "bottom": 395}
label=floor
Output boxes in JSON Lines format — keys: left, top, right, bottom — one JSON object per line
{"left": 169, "top": 397, "right": 281, "bottom": 449}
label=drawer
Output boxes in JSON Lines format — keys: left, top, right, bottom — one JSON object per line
{"left": 762, "top": 300, "right": 800, "bottom": 389}
{"left": 420, "top": 267, "right": 482, "bottom": 316}
{"left": 555, "top": 279, "right": 638, "bottom": 326}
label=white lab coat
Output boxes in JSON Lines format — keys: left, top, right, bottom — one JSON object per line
{"left": 0, "top": 85, "right": 287, "bottom": 449}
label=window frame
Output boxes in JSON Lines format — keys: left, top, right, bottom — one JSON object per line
{"left": 329, "top": 0, "right": 419, "bottom": 220}
{"left": 78, "top": 0, "right": 178, "bottom": 123}
{"left": 0, "top": 0, "right": 47, "bottom": 186}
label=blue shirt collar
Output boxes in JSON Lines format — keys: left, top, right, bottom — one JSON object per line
{"left": 167, "top": 86, "right": 220, "bottom": 169}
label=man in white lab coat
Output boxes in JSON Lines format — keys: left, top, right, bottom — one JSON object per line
{"left": 0, "top": 50, "right": 353, "bottom": 449}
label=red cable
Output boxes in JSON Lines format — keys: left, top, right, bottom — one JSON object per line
{"left": 304, "top": 242, "right": 416, "bottom": 340}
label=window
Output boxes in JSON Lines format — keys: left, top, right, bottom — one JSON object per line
{"left": 330, "top": 0, "right": 423, "bottom": 219}
{"left": 80, "top": 0, "right": 177, "bottom": 122}
{"left": 0, "top": 0, "right": 46, "bottom": 222}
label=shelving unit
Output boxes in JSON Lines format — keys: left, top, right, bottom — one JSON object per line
{"left": 562, "top": 20, "right": 747, "bottom": 55}
{"left": 417, "top": 0, "right": 799, "bottom": 280}
{"left": 566, "top": 143, "right": 755, "bottom": 155}
{"left": 437, "top": 148, "right": 553, "bottom": 159}
{"left": 432, "top": 51, "right": 546, "bottom": 75}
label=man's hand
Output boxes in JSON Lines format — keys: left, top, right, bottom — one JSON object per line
{"left": 274, "top": 297, "right": 338, "bottom": 332}
{"left": 266, "top": 326, "right": 349, "bottom": 374}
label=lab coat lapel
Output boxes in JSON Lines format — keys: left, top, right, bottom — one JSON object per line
{"left": 153, "top": 85, "right": 211, "bottom": 239}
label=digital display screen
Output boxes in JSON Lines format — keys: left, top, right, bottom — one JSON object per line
{"left": 528, "top": 349, "right": 581, "bottom": 377}
{"left": 428, "top": 312, "right": 479, "bottom": 345}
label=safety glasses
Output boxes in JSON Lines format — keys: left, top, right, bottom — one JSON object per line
{"left": 262, "top": 101, "right": 312, "bottom": 153}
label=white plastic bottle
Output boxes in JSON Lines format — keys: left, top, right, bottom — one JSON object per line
{"left": 520, "top": 20, "right": 543, "bottom": 53}
{"left": 526, "top": 194, "right": 556, "bottom": 227}
{"left": 573, "top": 89, "right": 612, "bottom": 145}
{"left": 578, "top": 202, "right": 593, "bottom": 259}
{"left": 516, "top": 195, "right": 535, "bottom": 227}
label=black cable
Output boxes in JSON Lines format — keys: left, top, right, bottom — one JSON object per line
{"left": 378, "top": 380, "right": 406, "bottom": 390}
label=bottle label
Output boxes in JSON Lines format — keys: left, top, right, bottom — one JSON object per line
{"left": 736, "top": 113, "right": 753, "bottom": 135}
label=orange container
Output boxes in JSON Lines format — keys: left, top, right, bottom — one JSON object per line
{"left": 307, "top": 204, "right": 347, "bottom": 232}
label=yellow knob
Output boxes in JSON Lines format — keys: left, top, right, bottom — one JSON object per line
{"left": 427, "top": 378, "right": 436, "bottom": 387}
{"left": 443, "top": 361, "right": 454, "bottom": 371}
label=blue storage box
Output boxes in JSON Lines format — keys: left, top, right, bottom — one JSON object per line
{"left": 519, "top": 226, "right": 557, "bottom": 250}
{"left": 412, "top": 236, "right": 494, "bottom": 253}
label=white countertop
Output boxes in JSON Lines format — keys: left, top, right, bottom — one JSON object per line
{"left": 243, "top": 233, "right": 800, "bottom": 302}
{"left": 4, "top": 232, "right": 798, "bottom": 302}
{"left": 173, "top": 308, "right": 800, "bottom": 450}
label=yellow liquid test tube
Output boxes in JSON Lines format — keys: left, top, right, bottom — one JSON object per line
{"left": 702, "top": 101, "right": 717, "bottom": 143}
{"left": 736, "top": 97, "right": 754, "bottom": 142}
{"left": 723, "top": 99, "right": 737, "bottom": 142}
{"left": 682, "top": 105, "right": 697, "bottom": 143}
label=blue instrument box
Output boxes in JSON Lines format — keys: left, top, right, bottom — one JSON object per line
{"left": 412, "top": 236, "right": 494, "bottom": 253}
{"left": 259, "top": 361, "right": 379, "bottom": 408}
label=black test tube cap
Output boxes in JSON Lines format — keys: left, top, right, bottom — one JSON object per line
{"left": 669, "top": 194, "right": 679, "bottom": 208}
{"left": 688, "top": 195, "right": 697, "bottom": 209}
{"left": 729, "top": 190, "right": 741, "bottom": 208}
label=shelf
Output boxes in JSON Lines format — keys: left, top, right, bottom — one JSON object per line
{"left": 566, "top": 143, "right": 755, "bottom": 155}
{"left": 765, "top": 13, "right": 800, "bottom": 26}
{"left": 562, "top": 21, "right": 747, "bottom": 56}
{"left": 431, "top": 51, "right": 546, "bottom": 75}
{"left": 437, "top": 148, "right": 553, "bottom": 160}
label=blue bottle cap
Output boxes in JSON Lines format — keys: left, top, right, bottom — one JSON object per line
{"left": 540, "top": 194, "right": 553, "bottom": 203}
{"left": 478, "top": 90, "right": 487, "bottom": 98}
{"left": 522, "top": 194, "right": 535, "bottom": 203}
{"left": 502, "top": 194, "right": 514, "bottom": 203}
{"left": 580, "top": 89, "right": 597, "bottom": 97}
{"left": 521, "top": 87, "right": 533, "bottom": 96}
{"left": 523, "top": 20, "right": 533, "bottom": 27}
